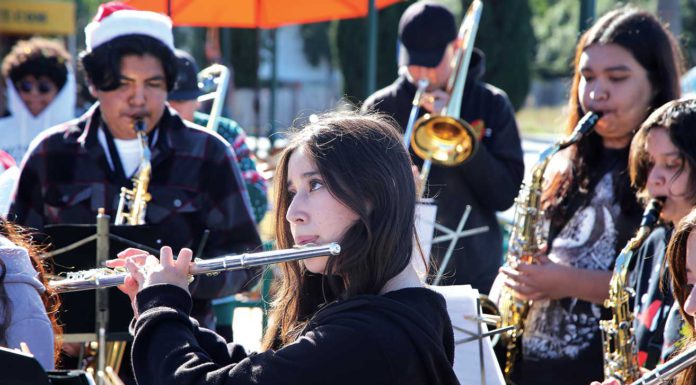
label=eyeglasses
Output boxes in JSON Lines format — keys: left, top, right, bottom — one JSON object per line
{"left": 16, "top": 79, "right": 55, "bottom": 95}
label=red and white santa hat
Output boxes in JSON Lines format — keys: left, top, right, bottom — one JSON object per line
{"left": 85, "top": 2, "right": 174, "bottom": 52}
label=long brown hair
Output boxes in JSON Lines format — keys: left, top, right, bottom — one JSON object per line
{"left": 629, "top": 99, "right": 696, "bottom": 205}
{"left": 0, "top": 219, "right": 62, "bottom": 365}
{"left": 543, "top": 6, "right": 683, "bottom": 225}
{"left": 666, "top": 209, "right": 696, "bottom": 385}
{"left": 261, "top": 111, "right": 417, "bottom": 349}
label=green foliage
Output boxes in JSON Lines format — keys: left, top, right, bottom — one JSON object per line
{"left": 530, "top": 0, "right": 659, "bottom": 80}
{"left": 173, "top": 27, "right": 206, "bottom": 62}
{"left": 682, "top": 0, "right": 696, "bottom": 67}
{"left": 300, "top": 22, "right": 332, "bottom": 67}
{"left": 335, "top": 1, "right": 414, "bottom": 103}
{"left": 463, "top": 0, "right": 536, "bottom": 110}
{"left": 532, "top": 2, "right": 578, "bottom": 79}
{"left": 228, "top": 28, "right": 259, "bottom": 88}
{"left": 73, "top": 0, "right": 101, "bottom": 50}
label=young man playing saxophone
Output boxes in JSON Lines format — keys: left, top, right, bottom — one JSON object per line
{"left": 8, "top": 2, "right": 262, "bottom": 331}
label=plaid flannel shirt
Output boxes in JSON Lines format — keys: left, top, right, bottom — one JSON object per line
{"left": 9, "top": 104, "right": 262, "bottom": 328}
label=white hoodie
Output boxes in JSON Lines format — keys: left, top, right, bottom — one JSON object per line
{"left": 0, "top": 70, "right": 76, "bottom": 164}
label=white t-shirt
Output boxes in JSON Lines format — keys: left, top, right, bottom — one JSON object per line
{"left": 97, "top": 129, "right": 143, "bottom": 178}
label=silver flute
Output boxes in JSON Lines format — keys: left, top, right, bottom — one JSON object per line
{"left": 49, "top": 243, "right": 341, "bottom": 293}
{"left": 630, "top": 343, "right": 696, "bottom": 385}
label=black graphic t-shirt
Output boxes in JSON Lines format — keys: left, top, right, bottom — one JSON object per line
{"left": 632, "top": 226, "right": 683, "bottom": 368}
{"left": 524, "top": 174, "right": 617, "bottom": 353}
{"left": 512, "top": 148, "right": 640, "bottom": 385}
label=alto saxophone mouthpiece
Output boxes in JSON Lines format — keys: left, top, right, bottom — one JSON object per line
{"left": 134, "top": 120, "right": 146, "bottom": 133}
{"left": 639, "top": 198, "right": 665, "bottom": 229}
{"left": 576, "top": 111, "right": 603, "bottom": 133}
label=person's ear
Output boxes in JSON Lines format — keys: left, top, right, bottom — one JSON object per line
{"left": 87, "top": 83, "right": 98, "bottom": 98}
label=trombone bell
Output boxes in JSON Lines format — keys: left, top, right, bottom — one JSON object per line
{"left": 411, "top": 114, "right": 478, "bottom": 166}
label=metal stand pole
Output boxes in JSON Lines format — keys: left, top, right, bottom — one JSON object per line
{"left": 95, "top": 208, "right": 110, "bottom": 385}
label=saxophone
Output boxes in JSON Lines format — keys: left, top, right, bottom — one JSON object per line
{"left": 114, "top": 120, "right": 152, "bottom": 225}
{"left": 601, "top": 198, "right": 663, "bottom": 384}
{"left": 497, "top": 111, "right": 601, "bottom": 382}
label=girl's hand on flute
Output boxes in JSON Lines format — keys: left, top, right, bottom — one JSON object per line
{"left": 107, "top": 248, "right": 152, "bottom": 317}
{"left": 131, "top": 246, "right": 192, "bottom": 292}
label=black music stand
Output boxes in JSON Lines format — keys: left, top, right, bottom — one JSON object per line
{"left": 0, "top": 346, "right": 95, "bottom": 385}
{"left": 43, "top": 213, "right": 202, "bottom": 383}
{"left": 44, "top": 223, "right": 163, "bottom": 337}
{"left": 0, "top": 346, "right": 50, "bottom": 385}
{"left": 44, "top": 219, "right": 199, "bottom": 335}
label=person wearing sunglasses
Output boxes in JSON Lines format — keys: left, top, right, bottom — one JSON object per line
{"left": 0, "top": 37, "right": 76, "bottom": 164}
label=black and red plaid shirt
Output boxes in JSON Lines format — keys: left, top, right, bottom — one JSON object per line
{"left": 9, "top": 104, "right": 262, "bottom": 328}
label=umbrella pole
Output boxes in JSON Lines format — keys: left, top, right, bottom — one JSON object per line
{"left": 365, "top": 0, "right": 378, "bottom": 95}
{"left": 270, "top": 28, "right": 277, "bottom": 145}
{"left": 254, "top": 27, "right": 261, "bottom": 156}
{"left": 579, "top": 0, "right": 596, "bottom": 32}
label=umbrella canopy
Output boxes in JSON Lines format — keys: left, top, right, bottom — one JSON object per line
{"left": 125, "top": 0, "right": 401, "bottom": 28}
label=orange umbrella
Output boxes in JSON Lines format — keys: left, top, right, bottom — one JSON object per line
{"left": 125, "top": 0, "right": 401, "bottom": 28}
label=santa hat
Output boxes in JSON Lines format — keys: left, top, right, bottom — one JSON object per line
{"left": 84, "top": 2, "right": 174, "bottom": 52}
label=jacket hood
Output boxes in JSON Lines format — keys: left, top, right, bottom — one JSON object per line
{"left": 310, "top": 288, "right": 458, "bottom": 385}
{"left": 468, "top": 48, "right": 485, "bottom": 82}
{"left": 0, "top": 235, "right": 44, "bottom": 293}
{"left": 0, "top": 68, "right": 76, "bottom": 162}
{"left": 6, "top": 69, "right": 76, "bottom": 131}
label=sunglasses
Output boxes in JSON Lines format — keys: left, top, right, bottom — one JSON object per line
{"left": 16, "top": 79, "right": 55, "bottom": 95}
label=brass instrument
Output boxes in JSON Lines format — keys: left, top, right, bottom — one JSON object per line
{"left": 496, "top": 111, "right": 602, "bottom": 382}
{"left": 101, "top": 118, "right": 151, "bottom": 383}
{"left": 629, "top": 343, "right": 696, "bottom": 385}
{"left": 602, "top": 198, "right": 664, "bottom": 384}
{"left": 114, "top": 120, "right": 151, "bottom": 225}
{"left": 405, "top": 0, "right": 483, "bottom": 195}
{"left": 48, "top": 243, "right": 340, "bottom": 293}
{"left": 197, "top": 63, "right": 231, "bottom": 132}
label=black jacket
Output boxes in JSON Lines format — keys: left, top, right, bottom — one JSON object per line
{"left": 132, "top": 285, "right": 460, "bottom": 385}
{"left": 362, "top": 50, "right": 524, "bottom": 292}
{"left": 10, "top": 105, "right": 262, "bottom": 329}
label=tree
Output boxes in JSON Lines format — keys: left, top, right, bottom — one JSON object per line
{"left": 531, "top": 1, "right": 578, "bottom": 80}
{"left": 464, "top": 0, "right": 536, "bottom": 110}
{"left": 658, "top": 0, "right": 682, "bottom": 37}
{"left": 530, "top": 0, "right": 658, "bottom": 80}
{"left": 681, "top": 0, "right": 696, "bottom": 67}
{"left": 335, "top": 1, "right": 415, "bottom": 103}
{"left": 227, "top": 29, "right": 259, "bottom": 88}
{"left": 300, "top": 22, "right": 332, "bottom": 67}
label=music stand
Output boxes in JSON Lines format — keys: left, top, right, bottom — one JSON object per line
{"left": 45, "top": 222, "right": 159, "bottom": 337}
{"left": 429, "top": 285, "right": 507, "bottom": 385}
{"left": 43, "top": 211, "right": 200, "bottom": 383}
{"left": 0, "top": 346, "right": 51, "bottom": 385}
